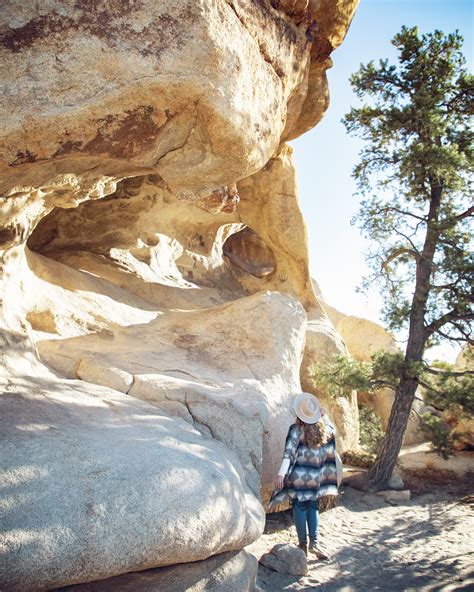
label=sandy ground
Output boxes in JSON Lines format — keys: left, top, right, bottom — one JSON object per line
{"left": 247, "top": 481, "right": 474, "bottom": 591}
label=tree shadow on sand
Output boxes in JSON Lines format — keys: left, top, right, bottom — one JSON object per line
{"left": 258, "top": 486, "right": 474, "bottom": 591}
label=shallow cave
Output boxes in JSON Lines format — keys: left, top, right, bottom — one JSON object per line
{"left": 223, "top": 226, "right": 276, "bottom": 279}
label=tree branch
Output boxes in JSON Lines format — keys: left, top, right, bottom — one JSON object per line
{"left": 438, "top": 206, "right": 474, "bottom": 230}
{"left": 426, "top": 309, "right": 474, "bottom": 336}
{"left": 377, "top": 205, "right": 427, "bottom": 222}
{"left": 436, "top": 328, "right": 474, "bottom": 344}
{"left": 423, "top": 367, "right": 474, "bottom": 377}
{"left": 443, "top": 86, "right": 474, "bottom": 114}
{"left": 430, "top": 276, "right": 463, "bottom": 291}
{"left": 449, "top": 320, "right": 473, "bottom": 340}
{"left": 369, "top": 379, "right": 398, "bottom": 389}
{"left": 382, "top": 247, "right": 420, "bottom": 270}
{"left": 418, "top": 378, "right": 442, "bottom": 394}
{"left": 390, "top": 226, "right": 421, "bottom": 254}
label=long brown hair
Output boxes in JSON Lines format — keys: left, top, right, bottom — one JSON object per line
{"left": 296, "top": 417, "right": 331, "bottom": 448}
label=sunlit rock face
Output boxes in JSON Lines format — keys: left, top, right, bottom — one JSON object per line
{"left": 0, "top": 0, "right": 359, "bottom": 589}
{"left": 1, "top": 0, "right": 351, "bottom": 248}
{"left": 301, "top": 312, "right": 360, "bottom": 451}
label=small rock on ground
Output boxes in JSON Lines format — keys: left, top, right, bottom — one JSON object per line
{"left": 376, "top": 489, "right": 411, "bottom": 504}
{"left": 259, "top": 543, "right": 307, "bottom": 576}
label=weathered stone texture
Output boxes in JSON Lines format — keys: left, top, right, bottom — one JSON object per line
{"left": 0, "top": 1, "right": 360, "bottom": 589}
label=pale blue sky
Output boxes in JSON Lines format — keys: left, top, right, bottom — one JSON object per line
{"left": 291, "top": 0, "right": 473, "bottom": 360}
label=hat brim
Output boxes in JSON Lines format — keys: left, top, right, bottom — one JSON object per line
{"left": 293, "top": 393, "right": 321, "bottom": 424}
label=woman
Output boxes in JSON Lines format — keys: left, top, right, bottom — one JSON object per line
{"left": 269, "top": 393, "right": 340, "bottom": 559}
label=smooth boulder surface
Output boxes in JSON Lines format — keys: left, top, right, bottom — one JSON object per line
{"left": 55, "top": 550, "right": 258, "bottom": 592}
{"left": 259, "top": 543, "right": 308, "bottom": 576}
{"left": 38, "top": 291, "right": 308, "bottom": 501}
{"left": 0, "top": 375, "right": 264, "bottom": 591}
{"left": 1, "top": 1, "right": 358, "bottom": 249}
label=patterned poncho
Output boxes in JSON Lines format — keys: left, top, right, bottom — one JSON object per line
{"left": 269, "top": 420, "right": 339, "bottom": 508}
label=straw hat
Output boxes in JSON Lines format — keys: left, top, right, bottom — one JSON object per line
{"left": 293, "top": 392, "right": 321, "bottom": 424}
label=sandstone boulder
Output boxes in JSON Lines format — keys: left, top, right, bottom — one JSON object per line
{"left": 55, "top": 550, "right": 257, "bottom": 592}
{"left": 0, "top": 1, "right": 360, "bottom": 589}
{"left": 376, "top": 490, "right": 411, "bottom": 505}
{"left": 0, "top": 375, "right": 264, "bottom": 591}
{"left": 447, "top": 347, "right": 474, "bottom": 451}
{"left": 19, "top": 141, "right": 356, "bottom": 481}
{"left": 449, "top": 414, "right": 474, "bottom": 451}
{"left": 37, "top": 291, "right": 308, "bottom": 503}
{"left": 259, "top": 543, "right": 308, "bottom": 576}
{"left": 301, "top": 313, "right": 359, "bottom": 452}
{"left": 223, "top": 227, "right": 276, "bottom": 278}
{"left": 0, "top": 0, "right": 357, "bottom": 251}
{"left": 387, "top": 470, "right": 405, "bottom": 491}
{"left": 236, "top": 145, "right": 323, "bottom": 310}
{"left": 399, "top": 442, "right": 474, "bottom": 481}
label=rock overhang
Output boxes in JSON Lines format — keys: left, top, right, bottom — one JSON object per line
{"left": 0, "top": 1, "right": 361, "bottom": 588}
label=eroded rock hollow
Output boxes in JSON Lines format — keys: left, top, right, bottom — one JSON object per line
{"left": 0, "top": 1, "right": 360, "bottom": 590}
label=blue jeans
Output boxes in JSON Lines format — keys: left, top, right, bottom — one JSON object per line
{"left": 292, "top": 499, "right": 319, "bottom": 544}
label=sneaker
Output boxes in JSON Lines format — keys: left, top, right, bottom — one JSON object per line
{"left": 309, "top": 540, "right": 329, "bottom": 560}
{"left": 297, "top": 541, "right": 308, "bottom": 556}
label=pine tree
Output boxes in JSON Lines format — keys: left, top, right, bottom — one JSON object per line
{"left": 341, "top": 27, "right": 473, "bottom": 490}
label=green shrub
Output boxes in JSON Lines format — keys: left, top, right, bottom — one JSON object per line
{"left": 420, "top": 412, "right": 456, "bottom": 460}
{"left": 358, "top": 405, "right": 384, "bottom": 455}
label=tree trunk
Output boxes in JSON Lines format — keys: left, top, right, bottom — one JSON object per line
{"left": 366, "top": 183, "right": 443, "bottom": 491}
{"left": 366, "top": 376, "right": 418, "bottom": 490}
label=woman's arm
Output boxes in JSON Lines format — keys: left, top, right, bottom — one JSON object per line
{"left": 274, "top": 458, "right": 290, "bottom": 489}
{"left": 274, "top": 425, "right": 299, "bottom": 489}
{"left": 278, "top": 458, "right": 291, "bottom": 476}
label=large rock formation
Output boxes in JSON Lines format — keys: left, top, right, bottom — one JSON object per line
{"left": 1, "top": 372, "right": 264, "bottom": 591}
{"left": 0, "top": 1, "right": 359, "bottom": 589}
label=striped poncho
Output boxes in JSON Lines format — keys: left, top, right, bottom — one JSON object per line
{"left": 269, "top": 420, "right": 339, "bottom": 508}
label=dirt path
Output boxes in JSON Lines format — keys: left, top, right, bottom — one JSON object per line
{"left": 247, "top": 484, "right": 474, "bottom": 591}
